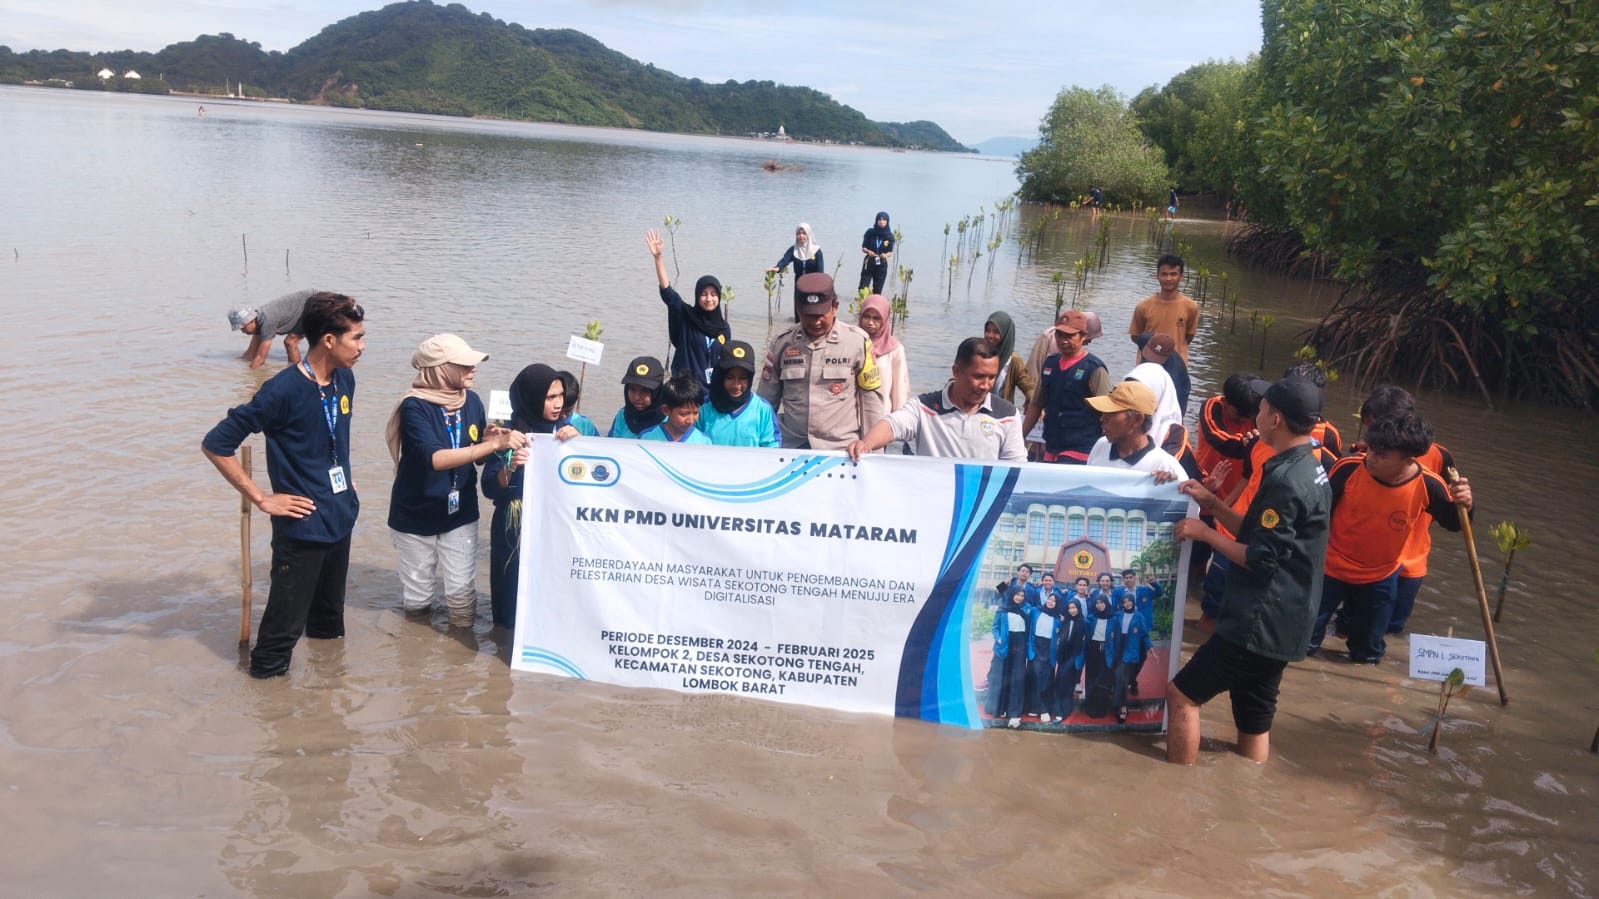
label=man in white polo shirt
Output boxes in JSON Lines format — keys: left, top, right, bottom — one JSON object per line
{"left": 847, "top": 337, "right": 1025, "bottom": 461}
{"left": 1085, "top": 380, "right": 1186, "bottom": 482}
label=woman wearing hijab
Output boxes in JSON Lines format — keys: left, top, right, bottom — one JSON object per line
{"left": 606, "top": 355, "right": 667, "bottom": 439}
{"left": 645, "top": 229, "right": 731, "bottom": 388}
{"left": 858, "top": 211, "right": 895, "bottom": 295}
{"left": 481, "top": 364, "right": 578, "bottom": 629}
{"left": 986, "top": 584, "right": 1034, "bottom": 728}
{"left": 1112, "top": 593, "right": 1153, "bottom": 724}
{"left": 698, "top": 340, "right": 781, "bottom": 447}
{"left": 1052, "top": 598, "right": 1088, "bottom": 720}
{"left": 984, "top": 311, "right": 1034, "bottom": 406}
{"left": 1125, "top": 361, "right": 1202, "bottom": 478}
{"left": 1081, "top": 593, "right": 1119, "bottom": 719}
{"left": 767, "top": 223, "right": 825, "bottom": 321}
{"left": 557, "top": 370, "right": 600, "bottom": 436}
{"left": 857, "top": 294, "right": 910, "bottom": 411}
{"left": 387, "top": 334, "right": 526, "bottom": 627}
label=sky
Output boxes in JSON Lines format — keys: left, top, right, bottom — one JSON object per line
{"left": 0, "top": 1, "right": 1264, "bottom": 145}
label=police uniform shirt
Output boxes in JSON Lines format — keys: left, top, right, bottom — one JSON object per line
{"left": 756, "top": 321, "right": 885, "bottom": 450}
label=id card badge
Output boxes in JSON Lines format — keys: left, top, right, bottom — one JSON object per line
{"left": 447, "top": 489, "right": 461, "bottom": 515}
{"left": 328, "top": 465, "right": 348, "bottom": 494}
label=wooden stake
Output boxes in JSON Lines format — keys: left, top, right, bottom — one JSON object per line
{"left": 239, "top": 445, "right": 253, "bottom": 647}
{"left": 1447, "top": 467, "right": 1508, "bottom": 705}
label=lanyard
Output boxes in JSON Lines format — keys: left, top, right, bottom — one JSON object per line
{"left": 442, "top": 409, "right": 462, "bottom": 450}
{"left": 302, "top": 361, "right": 339, "bottom": 464}
{"left": 442, "top": 409, "right": 463, "bottom": 490}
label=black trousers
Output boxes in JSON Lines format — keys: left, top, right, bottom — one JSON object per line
{"left": 859, "top": 257, "right": 888, "bottom": 294}
{"left": 252, "top": 532, "right": 351, "bottom": 676}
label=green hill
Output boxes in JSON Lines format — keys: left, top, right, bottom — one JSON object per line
{"left": 1, "top": 0, "right": 969, "bottom": 151}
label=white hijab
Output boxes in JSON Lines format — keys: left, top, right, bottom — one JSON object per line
{"left": 793, "top": 223, "right": 818, "bottom": 262}
{"left": 1127, "top": 362, "right": 1183, "bottom": 445}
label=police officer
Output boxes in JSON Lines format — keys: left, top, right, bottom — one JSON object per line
{"left": 757, "top": 272, "right": 886, "bottom": 449}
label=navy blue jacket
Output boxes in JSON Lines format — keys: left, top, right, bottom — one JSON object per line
{"left": 388, "top": 392, "right": 485, "bottom": 536}
{"left": 1039, "top": 351, "right": 1106, "bottom": 455}
{"left": 203, "top": 364, "right": 360, "bottom": 543}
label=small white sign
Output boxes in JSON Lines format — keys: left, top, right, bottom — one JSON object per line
{"left": 566, "top": 334, "right": 604, "bottom": 366}
{"left": 1409, "top": 634, "right": 1487, "bottom": 686}
{"left": 487, "top": 389, "right": 513, "bottom": 424}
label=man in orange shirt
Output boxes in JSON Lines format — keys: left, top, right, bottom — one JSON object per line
{"left": 1128, "top": 255, "right": 1199, "bottom": 364}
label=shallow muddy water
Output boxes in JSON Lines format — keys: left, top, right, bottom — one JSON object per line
{"left": 1, "top": 86, "right": 1595, "bottom": 896}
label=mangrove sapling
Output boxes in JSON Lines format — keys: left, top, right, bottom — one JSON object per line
{"left": 942, "top": 223, "right": 950, "bottom": 263}
{"left": 662, "top": 214, "right": 682, "bottom": 281}
{"left": 967, "top": 250, "right": 982, "bottom": 293}
{"left": 1052, "top": 272, "right": 1067, "bottom": 320}
{"left": 896, "top": 267, "right": 914, "bottom": 311}
{"left": 1259, "top": 316, "right": 1275, "bottom": 369}
{"left": 1248, "top": 309, "right": 1258, "bottom": 343}
{"left": 241, "top": 233, "right": 248, "bottom": 274}
{"left": 1425, "top": 668, "right": 1470, "bottom": 755}
{"left": 947, "top": 255, "right": 957, "bottom": 302}
{"left": 578, "top": 320, "right": 604, "bottom": 393}
{"left": 1488, "top": 521, "right": 1530, "bottom": 623}
{"left": 1218, "top": 271, "right": 1230, "bottom": 304}
{"left": 763, "top": 270, "right": 779, "bottom": 325}
{"left": 1230, "top": 294, "right": 1241, "bottom": 333}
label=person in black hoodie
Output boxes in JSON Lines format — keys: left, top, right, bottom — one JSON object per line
{"left": 858, "top": 211, "right": 895, "bottom": 295}
{"left": 482, "top": 364, "right": 578, "bottom": 628}
{"left": 646, "top": 229, "right": 730, "bottom": 387}
{"left": 1052, "top": 598, "right": 1088, "bottom": 720}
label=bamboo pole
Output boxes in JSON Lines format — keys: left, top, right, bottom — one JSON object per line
{"left": 239, "top": 445, "right": 253, "bottom": 647}
{"left": 1447, "top": 467, "right": 1508, "bottom": 705}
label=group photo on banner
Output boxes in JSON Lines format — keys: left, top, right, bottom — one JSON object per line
{"left": 510, "top": 437, "right": 1193, "bottom": 733}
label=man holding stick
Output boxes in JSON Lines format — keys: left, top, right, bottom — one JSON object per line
{"left": 203, "top": 292, "right": 366, "bottom": 678}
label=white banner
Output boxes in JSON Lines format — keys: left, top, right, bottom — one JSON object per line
{"left": 511, "top": 437, "right": 1193, "bottom": 732}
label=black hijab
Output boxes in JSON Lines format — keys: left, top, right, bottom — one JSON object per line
{"left": 864, "top": 211, "right": 893, "bottom": 253}
{"left": 509, "top": 364, "right": 562, "bottom": 434}
{"left": 622, "top": 386, "right": 665, "bottom": 435}
{"left": 673, "top": 275, "right": 731, "bottom": 345}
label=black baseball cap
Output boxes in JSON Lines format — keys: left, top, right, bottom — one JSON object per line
{"left": 1249, "top": 375, "right": 1322, "bottom": 429}
{"left": 621, "top": 355, "right": 665, "bottom": 389}
{"left": 716, "top": 340, "right": 757, "bottom": 374}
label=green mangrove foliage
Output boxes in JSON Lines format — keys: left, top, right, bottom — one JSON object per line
{"left": 1016, "top": 85, "right": 1169, "bottom": 206}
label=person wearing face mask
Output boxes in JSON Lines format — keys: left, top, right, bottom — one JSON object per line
{"left": 767, "top": 223, "right": 825, "bottom": 321}
{"left": 386, "top": 334, "right": 527, "bottom": 627}
{"left": 697, "top": 341, "right": 780, "bottom": 447}
{"left": 481, "top": 364, "right": 579, "bottom": 629}
{"left": 645, "top": 229, "right": 731, "bottom": 387}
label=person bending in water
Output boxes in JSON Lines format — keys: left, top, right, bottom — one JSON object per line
{"left": 228, "top": 288, "right": 319, "bottom": 369}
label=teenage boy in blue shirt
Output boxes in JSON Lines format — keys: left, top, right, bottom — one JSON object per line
{"left": 639, "top": 375, "right": 713, "bottom": 445}
{"left": 203, "top": 292, "right": 366, "bottom": 679}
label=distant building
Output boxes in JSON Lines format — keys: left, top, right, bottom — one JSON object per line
{"left": 97, "top": 68, "right": 114, "bottom": 80}
{"left": 124, "top": 70, "right": 141, "bottom": 80}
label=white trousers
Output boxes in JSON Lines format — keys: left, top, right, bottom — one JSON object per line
{"left": 391, "top": 523, "right": 478, "bottom": 624}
